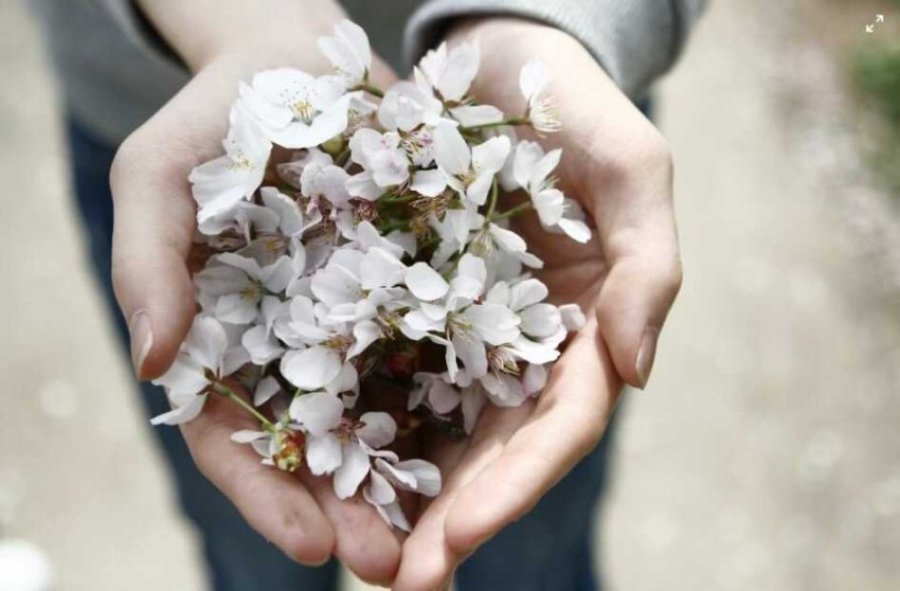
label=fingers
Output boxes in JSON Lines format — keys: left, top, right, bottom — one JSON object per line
{"left": 593, "top": 195, "right": 682, "bottom": 389}
{"left": 393, "top": 406, "right": 527, "bottom": 590}
{"left": 109, "top": 125, "right": 199, "bottom": 380}
{"left": 298, "top": 471, "right": 402, "bottom": 586}
{"left": 443, "top": 317, "right": 621, "bottom": 553}
{"left": 587, "top": 128, "right": 682, "bottom": 389}
{"left": 109, "top": 61, "right": 244, "bottom": 380}
{"left": 181, "top": 393, "right": 335, "bottom": 565}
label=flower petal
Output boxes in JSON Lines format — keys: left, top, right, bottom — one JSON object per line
{"left": 533, "top": 189, "right": 565, "bottom": 226}
{"left": 451, "top": 334, "right": 488, "bottom": 379}
{"left": 185, "top": 316, "right": 229, "bottom": 372}
{"left": 464, "top": 303, "right": 521, "bottom": 345}
{"left": 519, "top": 303, "right": 562, "bottom": 338}
{"left": 481, "top": 372, "right": 526, "bottom": 407}
{"left": 230, "top": 429, "right": 269, "bottom": 444}
{"left": 253, "top": 375, "right": 282, "bottom": 406}
{"left": 306, "top": 434, "right": 343, "bottom": 475}
{"left": 428, "top": 378, "right": 461, "bottom": 414}
{"left": 508, "top": 278, "right": 549, "bottom": 311}
{"left": 405, "top": 262, "right": 449, "bottom": 301}
{"left": 432, "top": 124, "right": 471, "bottom": 177}
{"left": 241, "top": 325, "right": 284, "bottom": 365}
{"left": 360, "top": 247, "right": 406, "bottom": 290}
{"left": 558, "top": 303, "right": 586, "bottom": 331}
{"left": 356, "top": 412, "right": 397, "bottom": 449}
{"left": 281, "top": 346, "right": 343, "bottom": 391}
{"left": 334, "top": 442, "right": 370, "bottom": 499}
{"left": 393, "top": 459, "right": 442, "bottom": 496}
{"left": 522, "top": 363, "right": 549, "bottom": 396}
{"left": 347, "top": 320, "right": 381, "bottom": 359}
{"left": 367, "top": 469, "right": 397, "bottom": 505}
{"left": 558, "top": 217, "right": 592, "bottom": 243}
{"left": 410, "top": 169, "right": 447, "bottom": 197}
{"left": 289, "top": 390, "right": 344, "bottom": 435}
{"left": 214, "top": 293, "right": 259, "bottom": 325}
{"left": 150, "top": 394, "right": 207, "bottom": 426}
{"left": 471, "top": 135, "right": 511, "bottom": 174}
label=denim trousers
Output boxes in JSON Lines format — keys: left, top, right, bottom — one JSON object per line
{"left": 67, "top": 119, "right": 618, "bottom": 591}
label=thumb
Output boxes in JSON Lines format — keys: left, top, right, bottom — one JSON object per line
{"left": 595, "top": 247, "right": 682, "bottom": 389}
{"left": 110, "top": 131, "right": 197, "bottom": 380}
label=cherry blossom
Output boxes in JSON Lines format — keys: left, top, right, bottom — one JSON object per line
{"left": 416, "top": 41, "right": 480, "bottom": 103}
{"left": 512, "top": 141, "right": 591, "bottom": 243}
{"left": 189, "top": 104, "right": 271, "bottom": 225}
{"left": 153, "top": 20, "right": 594, "bottom": 528}
{"left": 519, "top": 61, "right": 561, "bottom": 134}
{"left": 317, "top": 20, "right": 371, "bottom": 89}
{"left": 151, "top": 316, "right": 235, "bottom": 425}
{"left": 432, "top": 124, "right": 511, "bottom": 206}
{"left": 239, "top": 68, "right": 353, "bottom": 148}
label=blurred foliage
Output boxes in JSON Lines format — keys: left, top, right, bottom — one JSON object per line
{"left": 852, "top": 42, "right": 900, "bottom": 198}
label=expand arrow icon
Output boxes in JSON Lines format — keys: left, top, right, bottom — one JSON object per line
{"left": 876, "top": 14, "right": 885, "bottom": 22}
{"left": 866, "top": 23, "right": 875, "bottom": 33}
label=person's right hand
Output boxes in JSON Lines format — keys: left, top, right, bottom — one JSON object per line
{"left": 108, "top": 6, "right": 405, "bottom": 583}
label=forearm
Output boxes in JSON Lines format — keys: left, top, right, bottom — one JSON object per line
{"left": 406, "top": 0, "right": 707, "bottom": 98}
{"left": 134, "top": 0, "right": 346, "bottom": 71}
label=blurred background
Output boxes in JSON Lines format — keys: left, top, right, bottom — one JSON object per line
{"left": 1, "top": 0, "right": 899, "bottom": 589}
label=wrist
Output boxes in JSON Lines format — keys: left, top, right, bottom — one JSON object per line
{"left": 445, "top": 17, "right": 584, "bottom": 62}
{"left": 137, "top": 0, "right": 346, "bottom": 73}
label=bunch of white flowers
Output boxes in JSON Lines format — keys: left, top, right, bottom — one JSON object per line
{"left": 152, "top": 21, "right": 590, "bottom": 530}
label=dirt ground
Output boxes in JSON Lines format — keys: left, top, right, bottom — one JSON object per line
{"left": 1, "top": 1, "right": 898, "bottom": 590}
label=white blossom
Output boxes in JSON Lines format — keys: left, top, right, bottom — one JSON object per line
{"left": 416, "top": 41, "right": 480, "bottom": 103}
{"left": 151, "top": 316, "right": 238, "bottom": 425}
{"left": 289, "top": 393, "right": 396, "bottom": 497}
{"left": 347, "top": 128, "right": 410, "bottom": 199}
{"left": 512, "top": 141, "right": 591, "bottom": 243}
{"left": 168, "top": 23, "right": 591, "bottom": 529}
{"left": 432, "top": 124, "right": 510, "bottom": 206}
{"left": 190, "top": 104, "right": 271, "bottom": 225}
{"left": 318, "top": 20, "right": 372, "bottom": 89}
{"left": 195, "top": 252, "right": 294, "bottom": 324}
{"left": 519, "top": 61, "right": 561, "bottom": 134}
{"left": 240, "top": 69, "right": 353, "bottom": 148}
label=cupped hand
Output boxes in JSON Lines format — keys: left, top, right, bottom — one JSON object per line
{"left": 393, "top": 18, "right": 682, "bottom": 590}
{"left": 109, "top": 40, "right": 407, "bottom": 584}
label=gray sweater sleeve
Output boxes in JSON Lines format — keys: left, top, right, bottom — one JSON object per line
{"left": 404, "top": 0, "right": 707, "bottom": 99}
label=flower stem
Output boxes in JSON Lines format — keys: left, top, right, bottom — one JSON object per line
{"left": 377, "top": 218, "right": 411, "bottom": 233}
{"left": 460, "top": 116, "right": 527, "bottom": 133}
{"left": 485, "top": 177, "right": 500, "bottom": 220}
{"left": 379, "top": 193, "right": 415, "bottom": 204}
{"left": 357, "top": 84, "right": 384, "bottom": 98}
{"left": 492, "top": 200, "right": 533, "bottom": 221}
{"left": 211, "top": 381, "right": 274, "bottom": 431}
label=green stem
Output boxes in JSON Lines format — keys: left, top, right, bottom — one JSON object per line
{"left": 460, "top": 116, "right": 527, "bottom": 133}
{"left": 492, "top": 200, "right": 533, "bottom": 221}
{"left": 211, "top": 381, "right": 274, "bottom": 431}
{"left": 358, "top": 83, "right": 384, "bottom": 98}
{"left": 379, "top": 193, "right": 415, "bottom": 204}
{"left": 485, "top": 177, "right": 500, "bottom": 221}
{"left": 377, "top": 219, "right": 411, "bottom": 233}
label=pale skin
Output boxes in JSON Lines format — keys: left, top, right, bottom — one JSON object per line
{"left": 110, "top": 2, "right": 681, "bottom": 588}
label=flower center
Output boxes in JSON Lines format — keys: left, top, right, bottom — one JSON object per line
{"left": 291, "top": 99, "right": 315, "bottom": 124}
{"left": 273, "top": 430, "right": 305, "bottom": 472}
{"left": 487, "top": 347, "right": 520, "bottom": 375}
{"left": 325, "top": 334, "right": 354, "bottom": 353}
{"left": 227, "top": 148, "right": 255, "bottom": 171}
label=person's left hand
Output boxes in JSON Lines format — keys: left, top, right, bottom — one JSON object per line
{"left": 391, "top": 18, "right": 683, "bottom": 590}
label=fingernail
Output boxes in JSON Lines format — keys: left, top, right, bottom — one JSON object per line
{"left": 635, "top": 327, "right": 659, "bottom": 389}
{"left": 129, "top": 310, "right": 153, "bottom": 378}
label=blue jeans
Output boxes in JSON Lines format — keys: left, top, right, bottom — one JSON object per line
{"left": 67, "top": 119, "right": 617, "bottom": 591}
